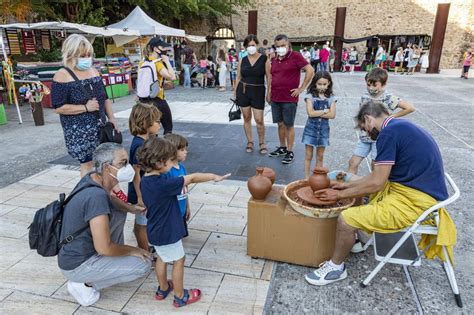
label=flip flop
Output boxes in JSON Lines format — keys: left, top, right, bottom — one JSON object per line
{"left": 173, "top": 288, "right": 202, "bottom": 308}
{"left": 155, "top": 280, "right": 173, "bottom": 300}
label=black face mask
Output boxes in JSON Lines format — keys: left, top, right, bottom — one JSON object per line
{"left": 367, "top": 127, "right": 379, "bottom": 140}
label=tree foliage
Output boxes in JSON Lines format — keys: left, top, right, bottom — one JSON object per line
{"left": 1, "top": 0, "right": 250, "bottom": 28}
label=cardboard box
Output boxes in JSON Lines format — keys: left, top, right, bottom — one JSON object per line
{"left": 247, "top": 187, "right": 337, "bottom": 267}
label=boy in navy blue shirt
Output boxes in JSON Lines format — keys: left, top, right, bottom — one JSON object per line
{"left": 138, "top": 137, "right": 230, "bottom": 307}
{"left": 164, "top": 133, "right": 190, "bottom": 237}
{"left": 128, "top": 102, "right": 162, "bottom": 251}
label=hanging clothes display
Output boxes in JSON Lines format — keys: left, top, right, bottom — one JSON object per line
{"left": 21, "top": 30, "right": 36, "bottom": 54}
{"left": 6, "top": 29, "right": 21, "bottom": 55}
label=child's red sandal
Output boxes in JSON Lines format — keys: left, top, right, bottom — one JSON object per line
{"left": 173, "top": 288, "right": 201, "bottom": 308}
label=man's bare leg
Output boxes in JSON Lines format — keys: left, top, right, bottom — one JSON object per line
{"left": 331, "top": 215, "right": 358, "bottom": 264}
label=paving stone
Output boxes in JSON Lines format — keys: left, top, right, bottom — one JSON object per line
{"left": 188, "top": 183, "right": 238, "bottom": 206}
{"left": 2, "top": 185, "right": 66, "bottom": 208}
{"left": 189, "top": 204, "right": 247, "bottom": 235}
{"left": 122, "top": 267, "right": 224, "bottom": 314}
{"left": 0, "top": 291, "right": 78, "bottom": 314}
{"left": 183, "top": 229, "right": 211, "bottom": 267}
{"left": 193, "top": 233, "right": 264, "bottom": 278}
{"left": 0, "top": 237, "right": 32, "bottom": 272}
{"left": 0, "top": 288, "right": 13, "bottom": 302}
{"left": 53, "top": 276, "right": 147, "bottom": 312}
{"left": 0, "top": 204, "right": 17, "bottom": 217}
{"left": 0, "top": 182, "right": 38, "bottom": 203}
{"left": 209, "top": 274, "right": 269, "bottom": 315}
{"left": 228, "top": 187, "right": 252, "bottom": 208}
{"left": 0, "top": 206, "right": 37, "bottom": 238}
{"left": 0, "top": 252, "right": 66, "bottom": 296}
{"left": 20, "top": 167, "right": 80, "bottom": 187}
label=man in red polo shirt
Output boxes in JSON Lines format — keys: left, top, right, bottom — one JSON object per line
{"left": 267, "top": 34, "right": 314, "bottom": 164}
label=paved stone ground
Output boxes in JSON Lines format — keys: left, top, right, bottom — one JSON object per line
{"left": 0, "top": 72, "right": 472, "bottom": 314}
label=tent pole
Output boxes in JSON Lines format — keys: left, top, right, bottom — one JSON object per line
{"left": 102, "top": 36, "right": 115, "bottom": 103}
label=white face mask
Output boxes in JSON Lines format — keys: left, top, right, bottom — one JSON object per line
{"left": 276, "top": 46, "right": 287, "bottom": 56}
{"left": 109, "top": 164, "right": 135, "bottom": 183}
{"left": 246, "top": 46, "right": 257, "bottom": 55}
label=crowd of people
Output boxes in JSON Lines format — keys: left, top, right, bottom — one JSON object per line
{"left": 47, "top": 32, "right": 461, "bottom": 308}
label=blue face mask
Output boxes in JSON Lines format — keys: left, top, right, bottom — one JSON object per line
{"left": 76, "top": 57, "right": 92, "bottom": 70}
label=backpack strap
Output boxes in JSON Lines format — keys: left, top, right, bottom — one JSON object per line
{"left": 58, "top": 182, "right": 102, "bottom": 246}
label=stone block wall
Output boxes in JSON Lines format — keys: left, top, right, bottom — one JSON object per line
{"left": 227, "top": 0, "right": 474, "bottom": 69}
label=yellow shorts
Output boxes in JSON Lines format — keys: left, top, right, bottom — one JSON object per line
{"left": 340, "top": 181, "right": 457, "bottom": 262}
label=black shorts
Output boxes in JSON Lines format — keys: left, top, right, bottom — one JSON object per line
{"left": 271, "top": 102, "right": 297, "bottom": 127}
{"left": 236, "top": 82, "right": 265, "bottom": 110}
{"left": 395, "top": 61, "right": 401, "bottom": 67}
{"left": 463, "top": 65, "right": 470, "bottom": 73}
{"left": 349, "top": 60, "right": 356, "bottom": 65}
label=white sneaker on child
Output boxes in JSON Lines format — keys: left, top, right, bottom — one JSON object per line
{"left": 67, "top": 281, "right": 100, "bottom": 306}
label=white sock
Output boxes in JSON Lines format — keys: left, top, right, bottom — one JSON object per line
{"left": 329, "top": 260, "right": 345, "bottom": 271}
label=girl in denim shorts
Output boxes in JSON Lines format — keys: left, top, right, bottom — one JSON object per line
{"left": 302, "top": 71, "right": 337, "bottom": 178}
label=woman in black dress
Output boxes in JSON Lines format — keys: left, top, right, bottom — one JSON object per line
{"left": 234, "top": 35, "right": 271, "bottom": 154}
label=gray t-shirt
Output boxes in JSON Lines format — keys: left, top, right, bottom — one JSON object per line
{"left": 359, "top": 91, "right": 400, "bottom": 143}
{"left": 58, "top": 174, "right": 111, "bottom": 271}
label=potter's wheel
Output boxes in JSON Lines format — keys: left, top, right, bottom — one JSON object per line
{"left": 283, "top": 180, "right": 355, "bottom": 218}
{"left": 296, "top": 186, "right": 335, "bottom": 206}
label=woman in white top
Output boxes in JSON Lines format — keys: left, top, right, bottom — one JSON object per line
{"left": 394, "top": 47, "right": 404, "bottom": 74}
{"left": 216, "top": 49, "right": 228, "bottom": 91}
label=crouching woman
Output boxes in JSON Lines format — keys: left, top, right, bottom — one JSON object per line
{"left": 58, "top": 143, "right": 152, "bottom": 307}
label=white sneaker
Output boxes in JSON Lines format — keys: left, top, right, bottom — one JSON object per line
{"left": 305, "top": 261, "right": 347, "bottom": 286}
{"left": 351, "top": 240, "right": 365, "bottom": 253}
{"left": 67, "top": 281, "right": 100, "bottom": 306}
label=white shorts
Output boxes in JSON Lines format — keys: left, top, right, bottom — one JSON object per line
{"left": 154, "top": 240, "right": 185, "bottom": 263}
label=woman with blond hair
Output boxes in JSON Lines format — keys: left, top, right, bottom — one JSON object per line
{"left": 51, "top": 34, "right": 118, "bottom": 177}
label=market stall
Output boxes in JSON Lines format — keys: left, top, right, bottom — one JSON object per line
{"left": 0, "top": 22, "right": 139, "bottom": 122}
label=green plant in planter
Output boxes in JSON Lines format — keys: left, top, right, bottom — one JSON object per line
{"left": 34, "top": 48, "right": 62, "bottom": 62}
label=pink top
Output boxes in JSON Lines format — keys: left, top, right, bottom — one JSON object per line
{"left": 319, "top": 48, "right": 330, "bottom": 62}
{"left": 463, "top": 53, "right": 472, "bottom": 66}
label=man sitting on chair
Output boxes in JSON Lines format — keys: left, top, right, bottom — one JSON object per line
{"left": 305, "top": 100, "right": 457, "bottom": 286}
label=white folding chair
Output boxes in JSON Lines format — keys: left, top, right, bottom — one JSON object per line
{"left": 360, "top": 173, "right": 462, "bottom": 308}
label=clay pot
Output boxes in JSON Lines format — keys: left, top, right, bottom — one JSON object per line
{"left": 248, "top": 167, "right": 273, "bottom": 201}
{"left": 262, "top": 167, "right": 276, "bottom": 184}
{"left": 308, "top": 167, "right": 330, "bottom": 192}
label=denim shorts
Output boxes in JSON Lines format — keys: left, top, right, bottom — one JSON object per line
{"left": 271, "top": 102, "right": 297, "bottom": 127}
{"left": 302, "top": 119, "right": 329, "bottom": 147}
{"left": 353, "top": 141, "right": 377, "bottom": 159}
{"left": 135, "top": 213, "right": 147, "bottom": 226}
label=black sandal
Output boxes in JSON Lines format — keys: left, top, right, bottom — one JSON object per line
{"left": 259, "top": 143, "right": 268, "bottom": 154}
{"left": 246, "top": 142, "right": 254, "bottom": 153}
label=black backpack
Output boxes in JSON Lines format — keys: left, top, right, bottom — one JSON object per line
{"left": 28, "top": 184, "right": 93, "bottom": 257}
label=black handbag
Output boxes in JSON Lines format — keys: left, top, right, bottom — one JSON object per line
{"left": 228, "top": 98, "right": 241, "bottom": 121}
{"left": 64, "top": 67, "right": 122, "bottom": 144}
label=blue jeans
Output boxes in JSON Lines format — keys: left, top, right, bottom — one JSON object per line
{"left": 182, "top": 64, "right": 192, "bottom": 88}
{"left": 319, "top": 62, "right": 328, "bottom": 71}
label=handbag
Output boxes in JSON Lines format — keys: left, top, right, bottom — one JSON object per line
{"left": 228, "top": 98, "right": 241, "bottom": 121}
{"left": 64, "top": 67, "right": 122, "bottom": 144}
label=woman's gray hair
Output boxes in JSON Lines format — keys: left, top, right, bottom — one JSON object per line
{"left": 93, "top": 143, "right": 124, "bottom": 173}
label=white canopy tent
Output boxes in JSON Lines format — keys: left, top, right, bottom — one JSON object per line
{"left": 0, "top": 21, "right": 140, "bottom": 46}
{"left": 108, "top": 6, "right": 185, "bottom": 38}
